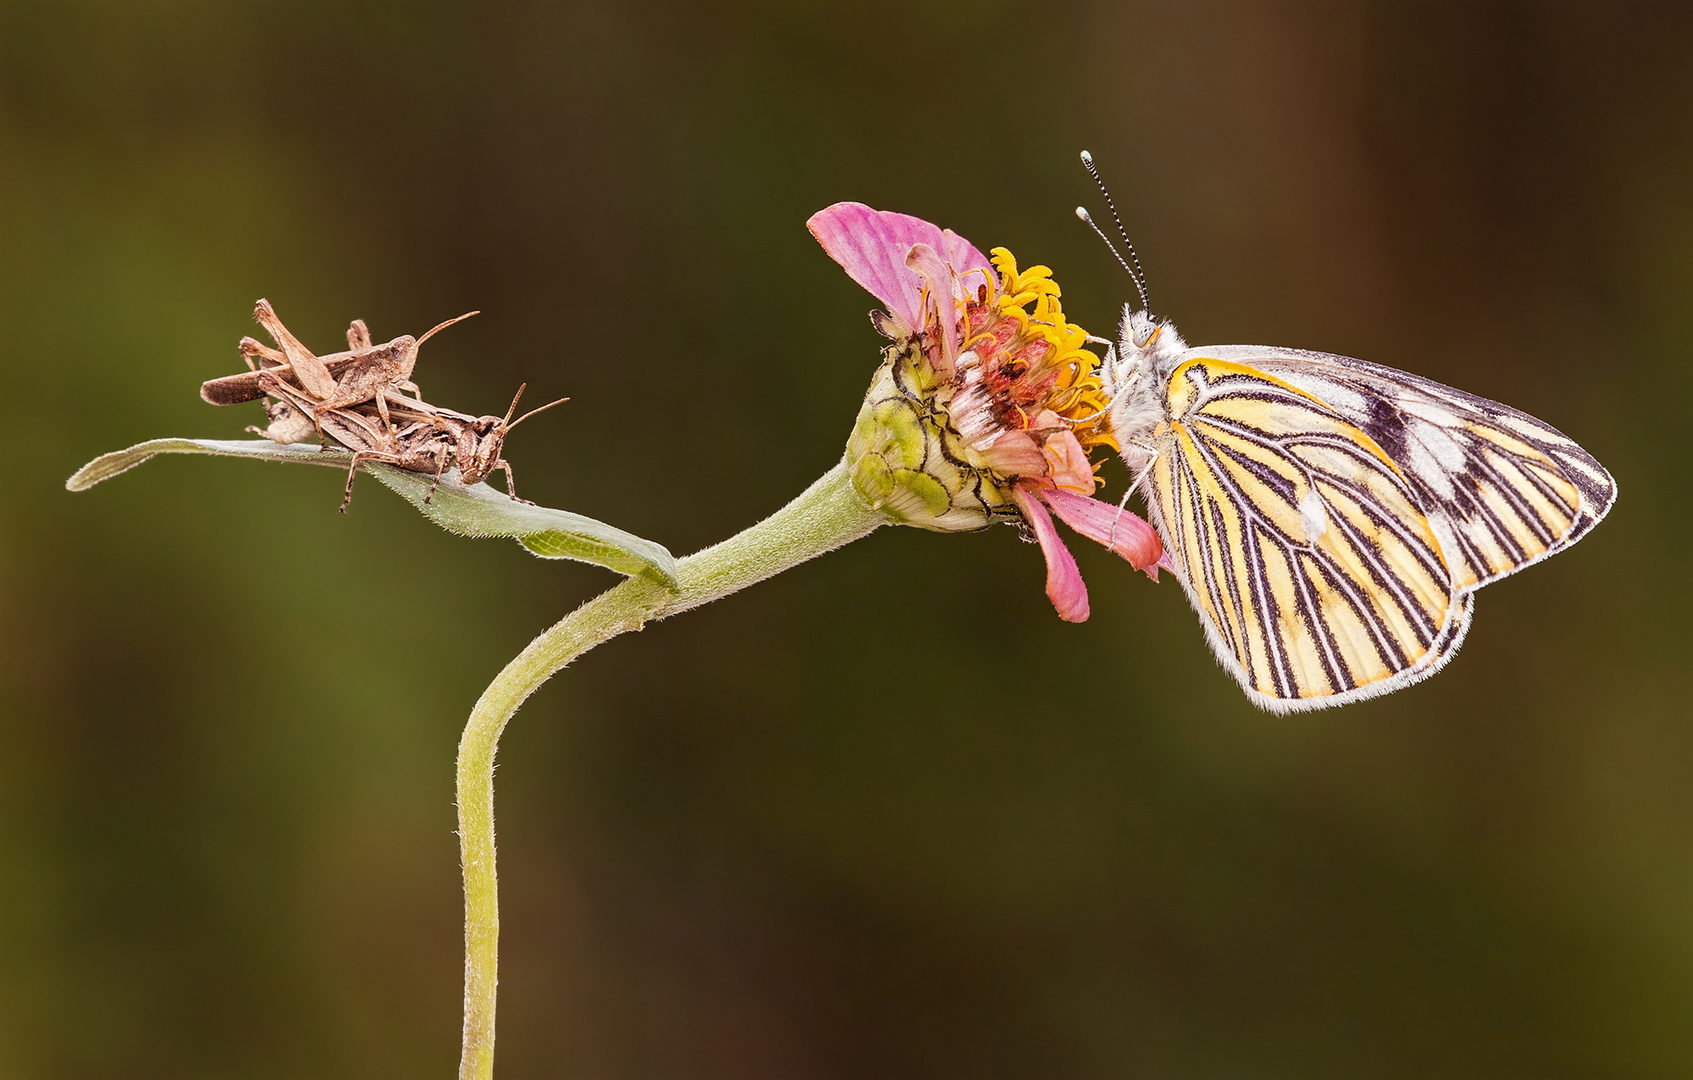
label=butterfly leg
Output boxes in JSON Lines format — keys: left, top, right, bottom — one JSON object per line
{"left": 1108, "top": 441, "right": 1160, "bottom": 551}
{"left": 1088, "top": 333, "right": 1129, "bottom": 382}
{"left": 1087, "top": 335, "right": 1120, "bottom": 396}
{"left": 1063, "top": 364, "right": 1141, "bottom": 426}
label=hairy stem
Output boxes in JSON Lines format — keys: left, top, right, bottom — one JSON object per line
{"left": 457, "top": 460, "right": 882, "bottom": 1079}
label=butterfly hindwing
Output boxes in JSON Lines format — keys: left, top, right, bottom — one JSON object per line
{"left": 1150, "top": 357, "right": 1466, "bottom": 711}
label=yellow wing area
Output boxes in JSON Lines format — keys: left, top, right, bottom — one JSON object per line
{"left": 1149, "top": 358, "right": 1464, "bottom": 709}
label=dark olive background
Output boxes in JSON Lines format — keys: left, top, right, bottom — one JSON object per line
{"left": 3, "top": 2, "right": 1689, "bottom": 1076}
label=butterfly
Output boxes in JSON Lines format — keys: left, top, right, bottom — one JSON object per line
{"left": 1077, "top": 153, "right": 1617, "bottom": 713}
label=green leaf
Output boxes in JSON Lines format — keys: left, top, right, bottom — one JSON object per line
{"left": 67, "top": 438, "right": 678, "bottom": 586}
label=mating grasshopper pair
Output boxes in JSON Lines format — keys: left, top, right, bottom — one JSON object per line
{"left": 201, "top": 300, "right": 564, "bottom": 511}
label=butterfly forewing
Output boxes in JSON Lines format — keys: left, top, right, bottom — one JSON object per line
{"left": 1151, "top": 358, "right": 1465, "bottom": 709}
{"left": 1207, "top": 346, "right": 1616, "bottom": 591}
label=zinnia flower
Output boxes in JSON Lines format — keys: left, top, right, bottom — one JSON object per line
{"left": 810, "top": 202, "right": 1162, "bottom": 622}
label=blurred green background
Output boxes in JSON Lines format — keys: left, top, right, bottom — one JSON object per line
{"left": 3, "top": 1, "right": 1689, "bottom": 1076}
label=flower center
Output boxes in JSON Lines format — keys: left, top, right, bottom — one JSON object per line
{"left": 844, "top": 244, "right": 1121, "bottom": 530}
{"left": 974, "top": 248, "right": 1118, "bottom": 454}
{"left": 930, "top": 248, "right": 1118, "bottom": 493}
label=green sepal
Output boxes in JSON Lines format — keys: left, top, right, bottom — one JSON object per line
{"left": 843, "top": 345, "right": 1015, "bottom": 532}
{"left": 66, "top": 438, "right": 678, "bottom": 586}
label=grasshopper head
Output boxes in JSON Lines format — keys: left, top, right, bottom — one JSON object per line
{"left": 455, "top": 415, "right": 507, "bottom": 486}
{"left": 454, "top": 384, "right": 568, "bottom": 491}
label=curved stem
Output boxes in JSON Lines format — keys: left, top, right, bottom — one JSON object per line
{"left": 457, "top": 461, "right": 882, "bottom": 1079}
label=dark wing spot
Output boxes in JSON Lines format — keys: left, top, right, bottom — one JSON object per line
{"left": 1363, "top": 395, "right": 1408, "bottom": 461}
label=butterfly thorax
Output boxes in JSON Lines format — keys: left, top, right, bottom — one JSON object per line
{"left": 1105, "top": 307, "right": 1188, "bottom": 474}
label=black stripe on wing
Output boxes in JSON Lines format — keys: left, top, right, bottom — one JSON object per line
{"left": 1156, "top": 359, "right": 1459, "bottom": 703}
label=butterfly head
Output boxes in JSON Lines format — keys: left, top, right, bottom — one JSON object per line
{"left": 1105, "top": 306, "right": 1186, "bottom": 458}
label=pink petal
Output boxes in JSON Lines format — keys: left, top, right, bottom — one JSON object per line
{"left": 1038, "top": 486, "right": 1164, "bottom": 579}
{"left": 1030, "top": 418, "right": 1096, "bottom": 495}
{"left": 1011, "top": 484, "right": 1091, "bottom": 623}
{"left": 807, "top": 202, "right": 994, "bottom": 335}
{"left": 975, "top": 431, "right": 1050, "bottom": 480}
{"left": 905, "top": 242, "right": 960, "bottom": 371}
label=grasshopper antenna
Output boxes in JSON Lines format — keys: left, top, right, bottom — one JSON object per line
{"left": 1078, "top": 150, "right": 1151, "bottom": 314}
{"left": 417, "top": 309, "right": 481, "bottom": 346}
{"left": 509, "top": 392, "right": 570, "bottom": 431}
{"left": 498, "top": 383, "right": 527, "bottom": 427}
{"left": 496, "top": 382, "right": 570, "bottom": 431}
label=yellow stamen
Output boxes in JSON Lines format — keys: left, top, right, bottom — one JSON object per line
{"left": 986, "top": 246, "right": 1116, "bottom": 455}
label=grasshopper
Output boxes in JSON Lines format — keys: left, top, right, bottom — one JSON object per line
{"left": 201, "top": 314, "right": 380, "bottom": 406}
{"left": 257, "top": 370, "right": 566, "bottom": 512}
{"left": 213, "top": 298, "right": 565, "bottom": 510}
{"left": 202, "top": 299, "right": 476, "bottom": 438}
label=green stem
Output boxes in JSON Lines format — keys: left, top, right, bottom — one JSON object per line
{"left": 456, "top": 460, "right": 883, "bottom": 1079}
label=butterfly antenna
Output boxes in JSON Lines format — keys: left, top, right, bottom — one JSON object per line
{"left": 1075, "top": 206, "right": 1144, "bottom": 307}
{"left": 417, "top": 309, "right": 481, "bottom": 347}
{"left": 1079, "top": 150, "right": 1151, "bottom": 313}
